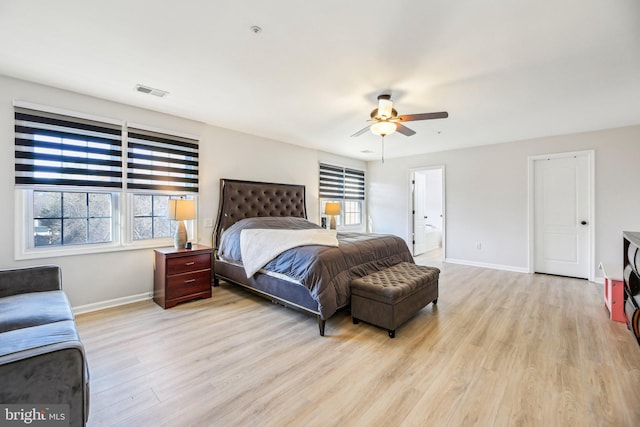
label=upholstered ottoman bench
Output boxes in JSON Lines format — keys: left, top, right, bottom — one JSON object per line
{"left": 351, "top": 262, "right": 439, "bottom": 338}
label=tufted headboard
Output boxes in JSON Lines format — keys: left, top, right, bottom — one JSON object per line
{"left": 212, "top": 179, "right": 308, "bottom": 250}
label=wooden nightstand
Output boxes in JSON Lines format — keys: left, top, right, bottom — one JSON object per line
{"left": 153, "top": 245, "right": 213, "bottom": 308}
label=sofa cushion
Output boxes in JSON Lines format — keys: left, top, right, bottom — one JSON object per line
{"left": 0, "top": 290, "right": 73, "bottom": 333}
{"left": 0, "top": 320, "right": 82, "bottom": 359}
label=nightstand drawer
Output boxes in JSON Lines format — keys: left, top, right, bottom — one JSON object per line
{"left": 154, "top": 245, "right": 213, "bottom": 309}
{"left": 166, "top": 253, "right": 211, "bottom": 276}
{"left": 166, "top": 270, "right": 211, "bottom": 300}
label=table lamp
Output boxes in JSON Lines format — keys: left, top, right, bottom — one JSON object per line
{"left": 324, "top": 202, "right": 340, "bottom": 230}
{"left": 168, "top": 199, "right": 196, "bottom": 248}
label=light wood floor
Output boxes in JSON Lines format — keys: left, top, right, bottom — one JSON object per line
{"left": 76, "top": 262, "right": 640, "bottom": 426}
{"left": 414, "top": 247, "right": 443, "bottom": 265}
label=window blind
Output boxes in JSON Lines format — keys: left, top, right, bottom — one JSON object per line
{"left": 319, "top": 163, "right": 365, "bottom": 200}
{"left": 14, "top": 107, "right": 123, "bottom": 188}
{"left": 127, "top": 128, "right": 199, "bottom": 192}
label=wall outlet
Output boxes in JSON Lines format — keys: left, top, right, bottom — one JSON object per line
{"left": 475, "top": 242, "right": 482, "bottom": 250}
{"left": 203, "top": 218, "right": 213, "bottom": 228}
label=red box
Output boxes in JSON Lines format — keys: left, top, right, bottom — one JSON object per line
{"left": 600, "top": 262, "right": 626, "bottom": 323}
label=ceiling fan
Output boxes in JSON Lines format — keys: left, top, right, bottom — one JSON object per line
{"left": 351, "top": 94, "right": 448, "bottom": 139}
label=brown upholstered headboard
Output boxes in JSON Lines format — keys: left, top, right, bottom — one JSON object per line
{"left": 212, "top": 179, "right": 307, "bottom": 249}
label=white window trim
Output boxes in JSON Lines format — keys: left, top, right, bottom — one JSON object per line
{"left": 127, "top": 122, "right": 199, "bottom": 141}
{"left": 318, "top": 162, "right": 366, "bottom": 232}
{"left": 13, "top": 100, "right": 124, "bottom": 126}
{"left": 342, "top": 200, "right": 364, "bottom": 229}
{"left": 14, "top": 189, "right": 199, "bottom": 260}
{"left": 319, "top": 198, "right": 365, "bottom": 232}
{"left": 13, "top": 102, "right": 200, "bottom": 260}
{"left": 15, "top": 189, "right": 122, "bottom": 260}
{"left": 125, "top": 192, "right": 197, "bottom": 248}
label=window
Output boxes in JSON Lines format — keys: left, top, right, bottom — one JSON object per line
{"left": 14, "top": 103, "right": 200, "bottom": 259}
{"left": 33, "top": 191, "right": 113, "bottom": 247}
{"left": 131, "top": 194, "right": 196, "bottom": 241}
{"left": 319, "top": 163, "right": 365, "bottom": 228}
{"left": 15, "top": 106, "right": 123, "bottom": 187}
{"left": 127, "top": 127, "right": 199, "bottom": 244}
{"left": 132, "top": 194, "right": 172, "bottom": 241}
{"left": 127, "top": 127, "right": 199, "bottom": 193}
{"left": 343, "top": 200, "right": 362, "bottom": 226}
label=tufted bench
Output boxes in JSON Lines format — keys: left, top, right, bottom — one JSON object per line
{"left": 351, "top": 262, "right": 439, "bottom": 338}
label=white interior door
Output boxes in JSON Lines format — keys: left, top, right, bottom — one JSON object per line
{"left": 534, "top": 154, "right": 590, "bottom": 278}
{"left": 412, "top": 172, "right": 427, "bottom": 256}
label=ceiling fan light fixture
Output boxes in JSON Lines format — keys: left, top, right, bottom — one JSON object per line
{"left": 378, "top": 98, "right": 393, "bottom": 119}
{"left": 370, "top": 121, "right": 397, "bottom": 137}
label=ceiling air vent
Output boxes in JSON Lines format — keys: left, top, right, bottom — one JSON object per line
{"left": 135, "top": 84, "right": 169, "bottom": 98}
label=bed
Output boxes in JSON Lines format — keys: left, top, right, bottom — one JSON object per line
{"left": 212, "top": 179, "right": 414, "bottom": 335}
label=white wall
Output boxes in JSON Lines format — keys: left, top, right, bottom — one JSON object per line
{"left": 0, "top": 75, "right": 364, "bottom": 309}
{"left": 368, "top": 125, "right": 640, "bottom": 279}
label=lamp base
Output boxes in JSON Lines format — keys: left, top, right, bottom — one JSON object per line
{"left": 174, "top": 220, "right": 188, "bottom": 249}
{"left": 329, "top": 215, "right": 336, "bottom": 230}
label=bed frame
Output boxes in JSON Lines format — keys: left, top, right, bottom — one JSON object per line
{"left": 212, "top": 178, "right": 328, "bottom": 335}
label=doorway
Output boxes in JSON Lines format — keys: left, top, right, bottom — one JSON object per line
{"left": 529, "top": 151, "right": 594, "bottom": 280}
{"left": 411, "top": 166, "right": 445, "bottom": 261}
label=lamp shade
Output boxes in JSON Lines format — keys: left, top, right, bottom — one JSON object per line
{"left": 370, "top": 121, "right": 397, "bottom": 137}
{"left": 168, "top": 199, "right": 196, "bottom": 221}
{"left": 324, "top": 202, "right": 340, "bottom": 216}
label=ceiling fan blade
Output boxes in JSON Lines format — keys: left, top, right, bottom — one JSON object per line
{"left": 396, "top": 123, "right": 416, "bottom": 136}
{"left": 351, "top": 125, "right": 371, "bottom": 137}
{"left": 397, "top": 112, "right": 448, "bottom": 122}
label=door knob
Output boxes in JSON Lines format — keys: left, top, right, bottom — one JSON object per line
{"left": 580, "top": 220, "right": 588, "bottom": 225}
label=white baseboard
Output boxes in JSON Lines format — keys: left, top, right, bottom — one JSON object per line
{"left": 445, "top": 258, "right": 529, "bottom": 274}
{"left": 72, "top": 292, "right": 153, "bottom": 315}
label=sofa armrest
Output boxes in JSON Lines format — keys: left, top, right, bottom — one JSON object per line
{"left": 0, "top": 320, "right": 89, "bottom": 426}
{"left": 0, "top": 341, "right": 89, "bottom": 426}
{"left": 0, "top": 265, "right": 62, "bottom": 298}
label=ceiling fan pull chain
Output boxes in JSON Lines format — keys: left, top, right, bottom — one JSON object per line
{"left": 381, "top": 136, "right": 385, "bottom": 164}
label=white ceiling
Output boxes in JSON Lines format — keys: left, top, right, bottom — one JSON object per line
{"left": 1, "top": 1, "right": 639, "bottom": 161}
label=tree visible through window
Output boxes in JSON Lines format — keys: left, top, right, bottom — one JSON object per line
{"left": 33, "top": 191, "right": 112, "bottom": 247}
{"left": 132, "top": 194, "right": 172, "bottom": 241}
{"left": 15, "top": 105, "right": 200, "bottom": 256}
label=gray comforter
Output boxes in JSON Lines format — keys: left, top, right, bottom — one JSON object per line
{"left": 218, "top": 217, "right": 414, "bottom": 318}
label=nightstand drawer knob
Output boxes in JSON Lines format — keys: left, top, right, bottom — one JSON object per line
{"left": 185, "top": 262, "right": 195, "bottom": 266}
{"left": 184, "top": 279, "right": 196, "bottom": 283}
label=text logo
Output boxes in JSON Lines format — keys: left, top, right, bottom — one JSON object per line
{"left": 0, "top": 405, "right": 69, "bottom": 427}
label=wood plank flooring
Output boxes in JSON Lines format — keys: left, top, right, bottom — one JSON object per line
{"left": 76, "top": 262, "right": 640, "bottom": 426}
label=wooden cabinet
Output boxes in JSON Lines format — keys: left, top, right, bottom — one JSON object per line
{"left": 154, "top": 245, "right": 213, "bottom": 308}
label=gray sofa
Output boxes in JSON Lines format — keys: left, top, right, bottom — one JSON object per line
{"left": 0, "top": 266, "right": 89, "bottom": 426}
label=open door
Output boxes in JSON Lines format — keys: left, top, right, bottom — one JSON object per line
{"left": 412, "top": 172, "right": 427, "bottom": 256}
{"left": 411, "top": 167, "right": 445, "bottom": 260}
